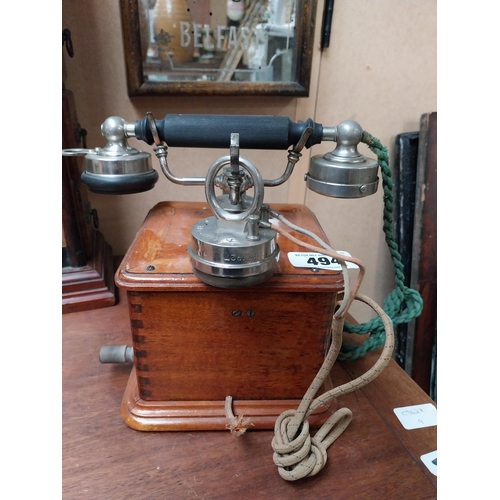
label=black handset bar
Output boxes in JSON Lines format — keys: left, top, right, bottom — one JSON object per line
{"left": 134, "top": 114, "right": 324, "bottom": 150}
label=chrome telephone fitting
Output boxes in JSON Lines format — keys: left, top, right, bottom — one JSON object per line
{"left": 62, "top": 116, "right": 159, "bottom": 195}
{"left": 306, "top": 120, "right": 379, "bottom": 198}
{"left": 63, "top": 112, "right": 379, "bottom": 200}
{"left": 62, "top": 112, "right": 381, "bottom": 286}
{"left": 187, "top": 132, "right": 279, "bottom": 288}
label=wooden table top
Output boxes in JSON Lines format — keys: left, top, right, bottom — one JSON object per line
{"left": 63, "top": 287, "right": 437, "bottom": 500}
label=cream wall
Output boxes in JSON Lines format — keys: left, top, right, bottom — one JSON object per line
{"left": 62, "top": 0, "right": 436, "bottom": 321}
{"left": 301, "top": 0, "right": 437, "bottom": 320}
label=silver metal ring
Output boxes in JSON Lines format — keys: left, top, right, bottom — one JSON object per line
{"left": 62, "top": 148, "right": 93, "bottom": 156}
{"left": 146, "top": 112, "right": 162, "bottom": 146}
{"left": 205, "top": 156, "right": 264, "bottom": 221}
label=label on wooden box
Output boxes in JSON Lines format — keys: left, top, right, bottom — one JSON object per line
{"left": 288, "top": 251, "right": 359, "bottom": 270}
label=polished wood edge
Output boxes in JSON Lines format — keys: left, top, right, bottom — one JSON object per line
{"left": 121, "top": 367, "right": 337, "bottom": 431}
{"left": 62, "top": 288, "right": 115, "bottom": 313}
{"left": 115, "top": 273, "right": 344, "bottom": 292}
{"left": 114, "top": 201, "right": 343, "bottom": 291}
{"left": 62, "top": 231, "right": 116, "bottom": 314}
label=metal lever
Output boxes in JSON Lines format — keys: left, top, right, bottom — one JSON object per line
{"left": 99, "top": 345, "right": 134, "bottom": 364}
{"left": 263, "top": 125, "right": 313, "bottom": 188}
{"left": 227, "top": 133, "right": 245, "bottom": 205}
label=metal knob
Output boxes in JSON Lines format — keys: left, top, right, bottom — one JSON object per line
{"left": 99, "top": 345, "right": 134, "bottom": 364}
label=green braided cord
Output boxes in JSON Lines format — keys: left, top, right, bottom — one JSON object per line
{"left": 338, "top": 131, "right": 424, "bottom": 361}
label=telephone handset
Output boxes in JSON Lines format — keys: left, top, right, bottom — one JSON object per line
{"left": 63, "top": 113, "right": 422, "bottom": 481}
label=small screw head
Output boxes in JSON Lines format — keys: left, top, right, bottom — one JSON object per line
{"left": 146, "top": 265, "right": 156, "bottom": 271}
{"left": 232, "top": 309, "right": 242, "bottom": 317}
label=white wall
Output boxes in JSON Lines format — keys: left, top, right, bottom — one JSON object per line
{"left": 62, "top": 0, "right": 436, "bottom": 321}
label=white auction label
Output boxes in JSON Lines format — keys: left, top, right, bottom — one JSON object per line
{"left": 287, "top": 251, "right": 359, "bottom": 270}
{"left": 420, "top": 450, "right": 437, "bottom": 476}
{"left": 393, "top": 403, "right": 437, "bottom": 430}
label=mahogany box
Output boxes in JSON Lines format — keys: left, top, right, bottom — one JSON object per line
{"left": 115, "top": 202, "right": 343, "bottom": 430}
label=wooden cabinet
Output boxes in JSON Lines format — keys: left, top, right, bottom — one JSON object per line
{"left": 115, "top": 202, "right": 343, "bottom": 430}
{"left": 62, "top": 29, "right": 116, "bottom": 313}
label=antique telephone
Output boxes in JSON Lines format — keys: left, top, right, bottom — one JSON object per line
{"left": 63, "top": 112, "right": 422, "bottom": 481}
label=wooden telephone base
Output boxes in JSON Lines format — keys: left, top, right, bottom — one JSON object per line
{"left": 115, "top": 202, "right": 344, "bottom": 431}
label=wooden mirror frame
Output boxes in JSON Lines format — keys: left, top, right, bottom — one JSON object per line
{"left": 119, "top": 0, "right": 318, "bottom": 96}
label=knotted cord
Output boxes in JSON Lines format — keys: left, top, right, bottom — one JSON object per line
{"left": 267, "top": 219, "right": 394, "bottom": 480}
{"left": 266, "top": 131, "right": 417, "bottom": 480}
{"left": 220, "top": 132, "right": 420, "bottom": 481}
{"left": 271, "top": 293, "right": 394, "bottom": 481}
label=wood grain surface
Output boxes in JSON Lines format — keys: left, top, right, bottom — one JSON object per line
{"left": 63, "top": 287, "right": 437, "bottom": 499}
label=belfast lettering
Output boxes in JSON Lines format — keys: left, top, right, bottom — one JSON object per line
{"left": 179, "top": 23, "right": 252, "bottom": 50}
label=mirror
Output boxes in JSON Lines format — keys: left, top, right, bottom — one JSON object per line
{"left": 120, "top": 0, "right": 318, "bottom": 96}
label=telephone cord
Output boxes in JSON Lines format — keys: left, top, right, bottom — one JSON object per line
{"left": 266, "top": 133, "right": 415, "bottom": 478}
{"left": 338, "top": 132, "right": 423, "bottom": 360}
{"left": 271, "top": 292, "right": 394, "bottom": 481}
{"left": 267, "top": 195, "right": 393, "bottom": 479}
{"left": 269, "top": 215, "right": 362, "bottom": 318}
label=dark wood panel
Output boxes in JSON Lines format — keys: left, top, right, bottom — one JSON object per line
{"left": 392, "top": 131, "right": 419, "bottom": 370}
{"left": 392, "top": 113, "right": 437, "bottom": 400}
{"left": 410, "top": 112, "right": 437, "bottom": 397}
{"left": 62, "top": 34, "right": 116, "bottom": 313}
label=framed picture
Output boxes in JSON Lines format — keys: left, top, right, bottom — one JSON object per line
{"left": 120, "top": 0, "right": 318, "bottom": 96}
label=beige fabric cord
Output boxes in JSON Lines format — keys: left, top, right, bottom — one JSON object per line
{"left": 271, "top": 223, "right": 365, "bottom": 318}
{"left": 271, "top": 293, "right": 394, "bottom": 481}
{"left": 225, "top": 396, "right": 254, "bottom": 436}
{"left": 268, "top": 220, "right": 394, "bottom": 481}
{"left": 223, "top": 216, "right": 394, "bottom": 482}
